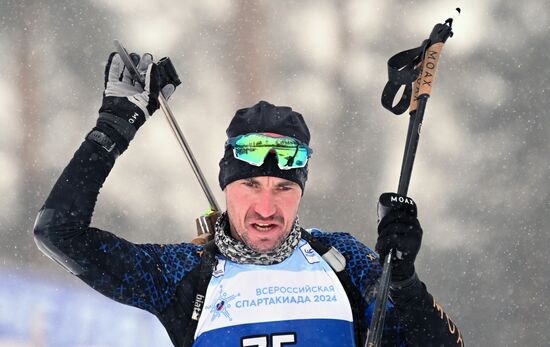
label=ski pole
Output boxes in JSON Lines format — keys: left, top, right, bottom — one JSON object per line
{"left": 366, "top": 11, "right": 457, "bottom": 347}
{"left": 114, "top": 40, "right": 221, "bottom": 236}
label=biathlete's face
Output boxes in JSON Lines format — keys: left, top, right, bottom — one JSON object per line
{"left": 225, "top": 176, "right": 302, "bottom": 253}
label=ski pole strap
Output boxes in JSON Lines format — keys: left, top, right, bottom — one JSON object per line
{"left": 381, "top": 19, "right": 454, "bottom": 115}
{"left": 381, "top": 43, "right": 427, "bottom": 115}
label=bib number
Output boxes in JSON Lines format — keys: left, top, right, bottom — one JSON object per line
{"left": 242, "top": 333, "right": 296, "bottom": 347}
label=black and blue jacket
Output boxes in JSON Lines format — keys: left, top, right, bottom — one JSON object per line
{"left": 34, "top": 137, "right": 463, "bottom": 346}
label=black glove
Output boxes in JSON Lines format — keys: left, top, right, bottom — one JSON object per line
{"left": 93, "top": 52, "right": 177, "bottom": 153}
{"left": 97, "top": 52, "right": 160, "bottom": 148}
{"left": 375, "top": 193, "right": 423, "bottom": 282}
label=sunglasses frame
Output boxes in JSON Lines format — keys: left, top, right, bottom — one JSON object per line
{"left": 225, "top": 133, "right": 313, "bottom": 170}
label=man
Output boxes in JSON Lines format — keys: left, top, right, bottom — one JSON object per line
{"left": 34, "top": 52, "right": 463, "bottom": 346}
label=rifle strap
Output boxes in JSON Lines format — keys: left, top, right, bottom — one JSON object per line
{"left": 300, "top": 229, "right": 367, "bottom": 347}
{"left": 183, "top": 240, "right": 218, "bottom": 346}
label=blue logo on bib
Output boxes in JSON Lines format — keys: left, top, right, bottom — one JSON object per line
{"left": 206, "top": 285, "right": 240, "bottom": 322}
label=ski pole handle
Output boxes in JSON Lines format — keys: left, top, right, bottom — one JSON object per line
{"left": 409, "top": 42, "right": 445, "bottom": 114}
{"left": 409, "top": 21, "right": 453, "bottom": 114}
{"left": 417, "top": 43, "right": 445, "bottom": 97}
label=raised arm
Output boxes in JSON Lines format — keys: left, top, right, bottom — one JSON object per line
{"left": 33, "top": 52, "right": 199, "bottom": 315}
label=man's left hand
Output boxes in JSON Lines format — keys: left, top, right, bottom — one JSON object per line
{"left": 375, "top": 193, "right": 423, "bottom": 282}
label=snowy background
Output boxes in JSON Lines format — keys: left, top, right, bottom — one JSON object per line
{"left": 1, "top": 0, "right": 549, "bottom": 346}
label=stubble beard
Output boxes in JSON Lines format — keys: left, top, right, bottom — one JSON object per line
{"left": 228, "top": 212, "right": 289, "bottom": 253}
{"left": 239, "top": 230, "right": 287, "bottom": 254}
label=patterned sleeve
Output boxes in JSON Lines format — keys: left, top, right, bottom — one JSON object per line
{"left": 34, "top": 137, "right": 201, "bottom": 315}
{"left": 74, "top": 231, "right": 201, "bottom": 314}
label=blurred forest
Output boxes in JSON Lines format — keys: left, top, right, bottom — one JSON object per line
{"left": 0, "top": 0, "right": 549, "bottom": 346}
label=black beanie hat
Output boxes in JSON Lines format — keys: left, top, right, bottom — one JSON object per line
{"left": 218, "top": 100, "right": 311, "bottom": 192}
